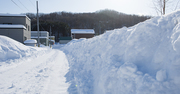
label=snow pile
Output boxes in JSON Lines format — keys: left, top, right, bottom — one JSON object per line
{"left": 0, "top": 35, "right": 48, "bottom": 63}
{"left": 24, "top": 39, "right": 37, "bottom": 43}
{"left": 62, "top": 10, "right": 180, "bottom": 94}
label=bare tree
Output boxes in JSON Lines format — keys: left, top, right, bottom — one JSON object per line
{"left": 153, "top": 0, "right": 169, "bottom": 15}
{"left": 153, "top": 0, "right": 180, "bottom": 15}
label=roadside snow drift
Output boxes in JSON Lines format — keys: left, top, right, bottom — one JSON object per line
{"left": 0, "top": 35, "right": 48, "bottom": 64}
{"left": 62, "top": 10, "right": 180, "bottom": 94}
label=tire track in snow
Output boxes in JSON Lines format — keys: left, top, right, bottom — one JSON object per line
{"left": 42, "top": 50, "right": 69, "bottom": 94}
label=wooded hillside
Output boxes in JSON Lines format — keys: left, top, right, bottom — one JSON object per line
{"left": 26, "top": 9, "right": 150, "bottom": 41}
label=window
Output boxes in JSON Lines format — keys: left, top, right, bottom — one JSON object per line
{"left": 24, "top": 37, "right": 27, "bottom": 41}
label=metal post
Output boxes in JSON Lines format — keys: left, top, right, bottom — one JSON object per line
{"left": 50, "top": 26, "right": 51, "bottom": 36}
{"left": 37, "top": 1, "right": 40, "bottom": 47}
{"left": 49, "top": 26, "right": 52, "bottom": 48}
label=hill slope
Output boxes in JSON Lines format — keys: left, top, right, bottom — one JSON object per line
{"left": 27, "top": 9, "right": 150, "bottom": 41}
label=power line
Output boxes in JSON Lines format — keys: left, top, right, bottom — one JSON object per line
{"left": 11, "top": 0, "right": 25, "bottom": 12}
{"left": 17, "top": 0, "right": 30, "bottom": 12}
{"left": 40, "top": 24, "right": 46, "bottom": 31}
{"left": 28, "top": 0, "right": 36, "bottom": 7}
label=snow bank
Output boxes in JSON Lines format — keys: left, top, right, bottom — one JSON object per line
{"left": 0, "top": 35, "right": 48, "bottom": 63}
{"left": 62, "top": 10, "right": 180, "bottom": 94}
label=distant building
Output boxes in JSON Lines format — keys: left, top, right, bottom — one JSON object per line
{"left": 49, "top": 36, "right": 55, "bottom": 41}
{"left": 49, "top": 36, "right": 55, "bottom": 45}
{"left": 71, "top": 29, "right": 95, "bottom": 39}
{"left": 31, "top": 31, "right": 49, "bottom": 46}
{"left": 59, "top": 37, "right": 72, "bottom": 44}
{"left": 0, "top": 14, "right": 31, "bottom": 43}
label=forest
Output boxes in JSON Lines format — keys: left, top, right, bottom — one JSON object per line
{"left": 26, "top": 9, "right": 151, "bottom": 41}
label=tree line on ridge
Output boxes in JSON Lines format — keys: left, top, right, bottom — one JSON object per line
{"left": 26, "top": 9, "right": 151, "bottom": 41}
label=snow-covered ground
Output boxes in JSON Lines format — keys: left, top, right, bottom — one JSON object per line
{"left": 0, "top": 36, "right": 69, "bottom": 94}
{"left": 1, "top": 10, "right": 180, "bottom": 94}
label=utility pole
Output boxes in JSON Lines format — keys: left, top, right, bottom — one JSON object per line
{"left": 50, "top": 26, "right": 52, "bottom": 36}
{"left": 37, "top": 1, "right": 40, "bottom": 47}
{"left": 49, "top": 26, "right": 52, "bottom": 48}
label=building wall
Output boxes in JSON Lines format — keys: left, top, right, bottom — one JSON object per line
{"left": 31, "top": 38, "right": 49, "bottom": 46}
{"left": 31, "top": 31, "right": 49, "bottom": 46}
{"left": 31, "top": 31, "right": 49, "bottom": 38}
{"left": 0, "top": 16, "right": 31, "bottom": 42}
{"left": 25, "top": 17, "right": 31, "bottom": 40}
{"left": 0, "top": 29, "right": 23, "bottom": 43}
{"left": 0, "top": 16, "right": 25, "bottom": 25}
{"left": 72, "top": 34, "right": 94, "bottom": 39}
{"left": 59, "top": 40, "right": 71, "bottom": 44}
{"left": 49, "top": 36, "right": 55, "bottom": 40}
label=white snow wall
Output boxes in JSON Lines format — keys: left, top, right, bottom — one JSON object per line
{"left": 62, "top": 10, "right": 180, "bottom": 94}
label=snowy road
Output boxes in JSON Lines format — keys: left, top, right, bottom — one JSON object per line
{"left": 0, "top": 49, "right": 69, "bottom": 94}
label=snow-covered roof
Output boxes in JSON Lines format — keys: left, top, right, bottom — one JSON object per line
{"left": 0, "top": 14, "right": 31, "bottom": 21}
{"left": 31, "top": 37, "right": 49, "bottom": 39}
{"left": 31, "top": 31, "right": 49, "bottom": 33}
{"left": 24, "top": 39, "right": 37, "bottom": 44}
{"left": 71, "top": 29, "right": 95, "bottom": 34}
{"left": 0, "top": 24, "right": 26, "bottom": 29}
{"left": 0, "top": 14, "right": 26, "bottom": 16}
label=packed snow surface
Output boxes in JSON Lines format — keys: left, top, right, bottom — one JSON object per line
{"left": 61, "top": 10, "right": 180, "bottom": 94}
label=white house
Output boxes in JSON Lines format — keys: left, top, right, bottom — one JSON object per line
{"left": 31, "top": 31, "right": 49, "bottom": 46}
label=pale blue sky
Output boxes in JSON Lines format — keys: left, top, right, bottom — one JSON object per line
{"left": 0, "top": 0, "right": 179, "bottom": 16}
